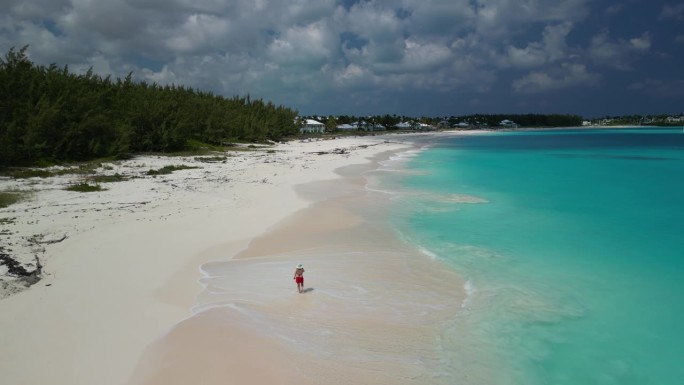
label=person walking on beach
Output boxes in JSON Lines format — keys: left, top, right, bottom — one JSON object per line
{"left": 293, "top": 264, "right": 305, "bottom": 293}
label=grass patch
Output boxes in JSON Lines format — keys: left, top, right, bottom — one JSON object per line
{"left": 1, "top": 159, "right": 114, "bottom": 179}
{"left": 146, "top": 165, "right": 199, "bottom": 176}
{"left": 65, "top": 183, "right": 105, "bottom": 192}
{"left": 3, "top": 169, "right": 54, "bottom": 179}
{"left": 0, "top": 192, "right": 24, "bottom": 208}
{"left": 194, "top": 156, "right": 228, "bottom": 163}
{"left": 90, "top": 173, "right": 127, "bottom": 183}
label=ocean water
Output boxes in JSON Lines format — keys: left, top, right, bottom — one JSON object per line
{"left": 383, "top": 128, "right": 684, "bottom": 384}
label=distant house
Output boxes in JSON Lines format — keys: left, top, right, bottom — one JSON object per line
{"left": 300, "top": 119, "right": 325, "bottom": 134}
{"left": 396, "top": 121, "right": 414, "bottom": 129}
{"left": 336, "top": 123, "right": 356, "bottom": 131}
{"left": 360, "top": 122, "right": 386, "bottom": 132}
{"left": 437, "top": 120, "right": 450, "bottom": 128}
{"left": 500, "top": 119, "right": 518, "bottom": 128}
{"left": 456, "top": 122, "right": 470, "bottom": 128}
{"left": 396, "top": 121, "right": 421, "bottom": 130}
{"left": 350, "top": 121, "right": 366, "bottom": 130}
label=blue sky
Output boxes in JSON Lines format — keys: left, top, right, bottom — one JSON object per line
{"left": 1, "top": 0, "right": 682, "bottom": 118}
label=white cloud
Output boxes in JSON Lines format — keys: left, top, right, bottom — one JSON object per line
{"left": 401, "top": 38, "right": 452, "bottom": 72}
{"left": 333, "top": 63, "right": 372, "bottom": 86}
{"left": 588, "top": 30, "right": 651, "bottom": 69}
{"left": 267, "top": 21, "right": 337, "bottom": 68}
{"left": 164, "top": 14, "right": 231, "bottom": 54}
{"left": 629, "top": 33, "right": 651, "bottom": 51}
{"left": 512, "top": 63, "right": 600, "bottom": 93}
{"left": 474, "top": 0, "right": 589, "bottom": 38}
{"left": 504, "top": 44, "right": 547, "bottom": 68}
{"left": 500, "top": 22, "right": 573, "bottom": 68}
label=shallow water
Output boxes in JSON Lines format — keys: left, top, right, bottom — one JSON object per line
{"left": 384, "top": 128, "right": 684, "bottom": 384}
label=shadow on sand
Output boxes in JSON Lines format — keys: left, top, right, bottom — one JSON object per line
{"left": 300, "top": 288, "right": 314, "bottom": 294}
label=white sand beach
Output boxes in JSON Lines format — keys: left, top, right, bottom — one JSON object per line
{"left": 0, "top": 133, "right": 468, "bottom": 385}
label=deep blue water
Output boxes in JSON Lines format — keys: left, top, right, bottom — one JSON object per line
{"left": 389, "top": 128, "right": 684, "bottom": 384}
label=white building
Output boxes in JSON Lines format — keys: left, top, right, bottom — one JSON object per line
{"left": 500, "top": 119, "right": 518, "bottom": 128}
{"left": 300, "top": 119, "right": 325, "bottom": 134}
{"left": 396, "top": 121, "right": 419, "bottom": 130}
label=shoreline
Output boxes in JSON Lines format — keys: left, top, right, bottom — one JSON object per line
{"left": 0, "top": 133, "right": 463, "bottom": 385}
{"left": 128, "top": 142, "right": 466, "bottom": 385}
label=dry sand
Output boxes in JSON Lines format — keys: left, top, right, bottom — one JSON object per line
{"left": 0, "top": 133, "right": 468, "bottom": 385}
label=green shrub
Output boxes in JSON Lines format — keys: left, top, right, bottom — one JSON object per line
{"left": 146, "top": 165, "right": 198, "bottom": 176}
{"left": 65, "top": 183, "right": 104, "bottom": 192}
{"left": 91, "top": 173, "right": 127, "bottom": 183}
{"left": 194, "top": 156, "right": 228, "bottom": 163}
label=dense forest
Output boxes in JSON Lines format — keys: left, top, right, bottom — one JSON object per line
{"left": 0, "top": 46, "right": 299, "bottom": 167}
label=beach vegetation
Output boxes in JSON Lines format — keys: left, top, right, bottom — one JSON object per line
{"left": 194, "top": 156, "right": 228, "bottom": 163}
{"left": 90, "top": 173, "right": 127, "bottom": 183}
{"left": 183, "top": 139, "right": 227, "bottom": 153}
{"left": 66, "top": 182, "right": 104, "bottom": 192}
{"left": 146, "top": 165, "right": 198, "bottom": 176}
{"left": 0, "top": 191, "right": 24, "bottom": 208}
{"left": 0, "top": 46, "right": 300, "bottom": 168}
{"left": 0, "top": 160, "right": 112, "bottom": 179}
{"left": 64, "top": 183, "right": 104, "bottom": 192}
{"left": 1, "top": 168, "right": 54, "bottom": 179}
{"left": 0, "top": 216, "right": 17, "bottom": 225}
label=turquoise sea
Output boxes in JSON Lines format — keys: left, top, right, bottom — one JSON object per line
{"left": 385, "top": 128, "right": 684, "bottom": 384}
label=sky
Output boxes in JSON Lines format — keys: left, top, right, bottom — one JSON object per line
{"left": 1, "top": 0, "right": 683, "bottom": 118}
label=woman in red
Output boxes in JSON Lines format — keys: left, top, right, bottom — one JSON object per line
{"left": 293, "top": 264, "right": 305, "bottom": 293}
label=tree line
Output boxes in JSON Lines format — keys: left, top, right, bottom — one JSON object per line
{"left": 448, "top": 113, "right": 583, "bottom": 127}
{"left": 304, "top": 113, "right": 583, "bottom": 130}
{"left": 0, "top": 46, "right": 299, "bottom": 167}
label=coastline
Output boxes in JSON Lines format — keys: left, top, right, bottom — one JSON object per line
{"left": 0, "top": 133, "right": 466, "bottom": 385}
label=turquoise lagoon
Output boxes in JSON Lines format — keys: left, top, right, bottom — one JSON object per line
{"left": 384, "top": 128, "right": 684, "bottom": 384}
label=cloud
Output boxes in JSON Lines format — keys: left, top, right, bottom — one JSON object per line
{"left": 474, "top": 0, "right": 590, "bottom": 38}
{"left": 587, "top": 30, "right": 651, "bottom": 69}
{"left": 0, "top": 0, "right": 680, "bottom": 116}
{"left": 660, "top": 3, "right": 684, "bottom": 19}
{"left": 512, "top": 63, "right": 600, "bottom": 93}
{"left": 500, "top": 22, "right": 574, "bottom": 68}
